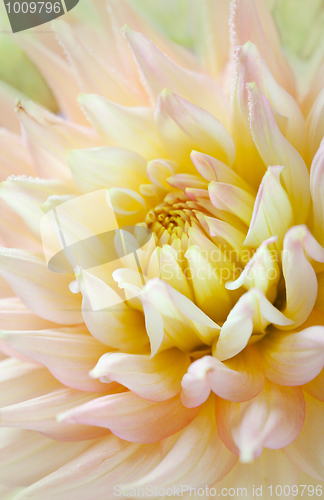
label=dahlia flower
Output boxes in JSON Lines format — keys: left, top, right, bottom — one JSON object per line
{"left": 1, "top": 0, "right": 324, "bottom": 498}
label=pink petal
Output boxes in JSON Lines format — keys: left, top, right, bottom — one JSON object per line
{"left": 284, "top": 392, "right": 324, "bottom": 480}
{"left": 121, "top": 26, "right": 229, "bottom": 123}
{"left": 58, "top": 392, "right": 199, "bottom": 443}
{"left": 0, "top": 388, "right": 111, "bottom": 441}
{"left": 0, "top": 297, "right": 56, "bottom": 331}
{"left": 303, "top": 368, "right": 324, "bottom": 402}
{"left": 260, "top": 325, "right": 324, "bottom": 386}
{"left": 181, "top": 347, "right": 264, "bottom": 407}
{"left": 190, "top": 151, "right": 254, "bottom": 194}
{"left": 230, "top": 0, "right": 296, "bottom": 95}
{"left": 0, "top": 249, "right": 82, "bottom": 325}
{"left": 0, "top": 326, "right": 108, "bottom": 392}
{"left": 216, "top": 381, "right": 305, "bottom": 462}
{"left": 90, "top": 348, "right": 190, "bottom": 402}
{"left": 123, "top": 398, "right": 237, "bottom": 489}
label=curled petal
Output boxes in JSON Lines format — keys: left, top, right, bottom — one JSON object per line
{"left": 78, "top": 93, "right": 164, "bottom": 161}
{"left": 216, "top": 381, "right": 305, "bottom": 462}
{"left": 213, "top": 288, "right": 292, "bottom": 361}
{"left": 122, "top": 398, "right": 237, "bottom": 489}
{"left": 281, "top": 225, "right": 324, "bottom": 328}
{"left": 90, "top": 348, "right": 190, "bottom": 402}
{"left": 284, "top": 393, "right": 324, "bottom": 481}
{"left": 0, "top": 250, "right": 82, "bottom": 325}
{"left": 181, "top": 347, "right": 264, "bottom": 407}
{"left": 226, "top": 236, "right": 280, "bottom": 300}
{"left": 58, "top": 392, "right": 200, "bottom": 443}
{"left": 247, "top": 84, "right": 310, "bottom": 223}
{"left": 244, "top": 166, "right": 293, "bottom": 252}
{"left": 260, "top": 325, "right": 324, "bottom": 386}
{"left": 0, "top": 326, "right": 108, "bottom": 392}
{"left": 155, "top": 90, "right": 235, "bottom": 165}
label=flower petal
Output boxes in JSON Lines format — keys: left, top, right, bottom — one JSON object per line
{"left": 16, "top": 100, "right": 98, "bottom": 180}
{"left": 213, "top": 288, "right": 292, "bottom": 361}
{"left": 215, "top": 448, "right": 299, "bottom": 496}
{"left": 310, "top": 138, "right": 324, "bottom": 245}
{"left": 0, "top": 388, "right": 111, "bottom": 441}
{"left": 244, "top": 166, "right": 293, "bottom": 252}
{"left": 58, "top": 392, "right": 199, "bottom": 443}
{"left": 78, "top": 93, "right": 165, "bottom": 161}
{"left": 13, "top": 435, "right": 160, "bottom": 499}
{"left": 90, "top": 348, "right": 190, "bottom": 402}
{"left": 230, "top": 0, "right": 296, "bottom": 94}
{"left": 0, "top": 326, "right": 108, "bottom": 392}
{"left": 67, "top": 146, "right": 148, "bottom": 194}
{"left": 121, "top": 26, "right": 229, "bottom": 124}
{"left": 0, "top": 428, "right": 93, "bottom": 487}
{"left": 0, "top": 249, "right": 82, "bottom": 324}
{"left": 208, "top": 182, "right": 254, "bottom": 226}
{"left": 0, "top": 297, "right": 56, "bottom": 331}
{"left": 122, "top": 398, "right": 237, "bottom": 489}
{"left": 0, "top": 358, "right": 61, "bottom": 408}
{"left": 0, "top": 128, "right": 34, "bottom": 180}
{"left": 181, "top": 346, "right": 264, "bottom": 407}
{"left": 191, "top": 151, "right": 254, "bottom": 194}
{"left": 52, "top": 20, "right": 147, "bottom": 106}
{"left": 155, "top": 90, "right": 235, "bottom": 165}
{"left": 0, "top": 176, "right": 76, "bottom": 238}
{"left": 247, "top": 83, "right": 310, "bottom": 223}
{"left": 284, "top": 392, "right": 324, "bottom": 481}
{"left": 216, "top": 381, "right": 305, "bottom": 462}
{"left": 260, "top": 325, "right": 324, "bottom": 386}
{"left": 12, "top": 35, "right": 87, "bottom": 124}
{"left": 306, "top": 88, "right": 324, "bottom": 164}
{"left": 281, "top": 225, "right": 324, "bottom": 328}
